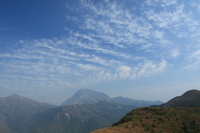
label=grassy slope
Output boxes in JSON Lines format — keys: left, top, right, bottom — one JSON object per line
{"left": 91, "top": 107, "right": 200, "bottom": 133}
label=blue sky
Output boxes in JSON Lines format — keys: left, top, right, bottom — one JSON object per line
{"left": 1, "top": 0, "right": 200, "bottom": 105}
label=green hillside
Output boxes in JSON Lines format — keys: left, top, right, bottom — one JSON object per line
{"left": 91, "top": 107, "right": 200, "bottom": 133}
{"left": 91, "top": 90, "right": 200, "bottom": 133}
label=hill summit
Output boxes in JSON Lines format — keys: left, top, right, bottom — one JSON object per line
{"left": 61, "top": 89, "right": 111, "bottom": 106}
{"left": 161, "top": 89, "right": 200, "bottom": 107}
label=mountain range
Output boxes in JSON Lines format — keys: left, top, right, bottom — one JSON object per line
{"left": 91, "top": 89, "right": 200, "bottom": 133}
{"left": 61, "top": 89, "right": 163, "bottom": 107}
{"left": 111, "top": 96, "right": 163, "bottom": 107}
{"left": 31, "top": 101, "right": 134, "bottom": 133}
{"left": 1, "top": 89, "right": 198, "bottom": 133}
{"left": 0, "top": 89, "right": 143, "bottom": 133}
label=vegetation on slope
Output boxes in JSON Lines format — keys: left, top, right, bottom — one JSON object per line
{"left": 91, "top": 107, "right": 200, "bottom": 133}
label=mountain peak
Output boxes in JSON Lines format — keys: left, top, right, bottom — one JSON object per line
{"left": 79, "top": 88, "right": 91, "bottom": 91}
{"left": 8, "top": 94, "right": 25, "bottom": 99}
{"left": 9, "top": 94, "right": 20, "bottom": 97}
{"left": 0, "top": 94, "right": 27, "bottom": 101}
{"left": 61, "top": 89, "right": 111, "bottom": 106}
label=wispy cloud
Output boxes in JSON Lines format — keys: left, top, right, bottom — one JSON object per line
{"left": 0, "top": 0, "right": 200, "bottom": 91}
{"left": 184, "top": 49, "right": 200, "bottom": 70}
{"left": 134, "top": 60, "right": 168, "bottom": 78}
{"left": 171, "top": 49, "right": 180, "bottom": 58}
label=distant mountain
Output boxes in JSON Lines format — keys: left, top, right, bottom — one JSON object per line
{"left": 31, "top": 101, "right": 135, "bottom": 133}
{"left": 61, "top": 89, "right": 111, "bottom": 106}
{"left": 0, "top": 113, "right": 16, "bottom": 133}
{"left": 111, "top": 96, "right": 163, "bottom": 107}
{"left": 91, "top": 107, "right": 200, "bottom": 133}
{"left": 61, "top": 89, "right": 163, "bottom": 107}
{"left": 0, "top": 94, "right": 135, "bottom": 133}
{"left": 160, "top": 89, "right": 200, "bottom": 107}
{"left": 0, "top": 94, "right": 54, "bottom": 133}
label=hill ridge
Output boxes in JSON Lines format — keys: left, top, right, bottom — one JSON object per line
{"left": 161, "top": 89, "right": 200, "bottom": 107}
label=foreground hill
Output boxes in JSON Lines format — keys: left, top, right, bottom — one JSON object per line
{"left": 0, "top": 94, "right": 54, "bottom": 133}
{"left": 31, "top": 101, "right": 135, "bottom": 133}
{"left": 160, "top": 89, "right": 200, "bottom": 107}
{"left": 61, "top": 89, "right": 111, "bottom": 106}
{"left": 91, "top": 89, "right": 200, "bottom": 133}
{"left": 91, "top": 107, "right": 200, "bottom": 133}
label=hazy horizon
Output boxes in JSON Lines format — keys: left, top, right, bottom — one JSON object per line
{"left": 1, "top": 0, "right": 200, "bottom": 105}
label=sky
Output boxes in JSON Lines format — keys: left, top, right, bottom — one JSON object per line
{"left": 0, "top": 0, "right": 200, "bottom": 105}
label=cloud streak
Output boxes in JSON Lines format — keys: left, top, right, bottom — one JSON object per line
{"left": 0, "top": 0, "right": 200, "bottom": 91}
